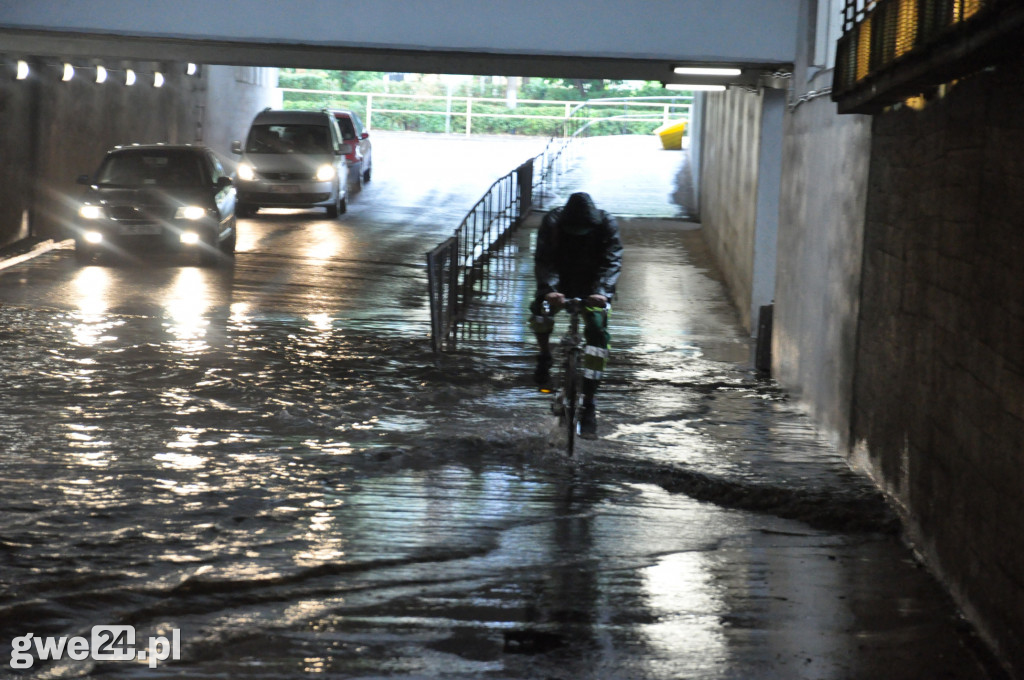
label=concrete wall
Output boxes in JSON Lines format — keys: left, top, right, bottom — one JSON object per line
{"left": 201, "top": 65, "right": 280, "bottom": 165}
{"left": 0, "top": 61, "right": 39, "bottom": 246}
{"left": 699, "top": 88, "right": 763, "bottom": 332}
{"left": 767, "top": 0, "right": 872, "bottom": 450}
{"left": 0, "top": 62, "right": 275, "bottom": 247}
{"left": 774, "top": 97, "right": 871, "bottom": 447}
{"left": 0, "top": 0, "right": 800, "bottom": 67}
{"left": 0, "top": 60, "right": 205, "bottom": 244}
{"left": 851, "top": 56, "right": 1024, "bottom": 673}
{"left": 699, "top": 87, "right": 787, "bottom": 335}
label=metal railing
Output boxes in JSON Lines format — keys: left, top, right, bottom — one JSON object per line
{"left": 426, "top": 161, "right": 533, "bottom": 352}
{"left": 832, "top": 0, "right": 1024, "bottom": 113}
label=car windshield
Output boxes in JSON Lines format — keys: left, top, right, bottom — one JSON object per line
{"left": 96, "top": 150, "right": 206, "bottom": 187}
{"left": 245, "top": 124, "right": 332, "bottom": 154}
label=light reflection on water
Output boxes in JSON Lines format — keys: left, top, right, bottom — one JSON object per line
{"left": 0, "top": 230, "right": 909, "bottom": 680}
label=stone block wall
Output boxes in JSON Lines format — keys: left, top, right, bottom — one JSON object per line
{"left": 699, "top": 87, "right": 763, "bottom": 332}
{"left": 852, "top": 56, "right": 1024, "bottom": 673}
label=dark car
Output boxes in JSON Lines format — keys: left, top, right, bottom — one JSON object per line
{"left": 74, "top": 144, "right": 237, "bottom": 265}
{"left": 331, "top": 109, "right": 372, "bottom": 191}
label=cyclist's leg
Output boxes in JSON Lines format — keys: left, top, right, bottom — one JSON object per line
{"left": 579, "top": 305, "right": 610, "bottom": 436}
{"left": 581, "top": 304, "right": 610, "bottom": 397}
{"left": 529, "top": 297, "right": 556, "bottom": 385}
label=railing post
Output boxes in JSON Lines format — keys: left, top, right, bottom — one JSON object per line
{"left": 466, "top": 98, "right": 473, "bottom": 136}
{"left": 366, "top": 93, "right": 373, "bottom": 129}
{"left": 518, "top": 160, "right": 533, "bottom": 219}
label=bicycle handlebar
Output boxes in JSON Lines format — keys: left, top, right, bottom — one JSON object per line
{"left": 543, "top": 297, "right": 606, "bottom": 315}
{"left": 563, "top": 298, "right": 585, "bottom": 314}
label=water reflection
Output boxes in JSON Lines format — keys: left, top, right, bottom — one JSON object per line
{"left": 70, "top": 266, "right": 121, "bottom": 348}
{"left": 302, "top": 222, "right": 348, "bottom": 262}
{"left": 165, "top": 267, "right": 211, "bottom": 352}
{"left": 642, "top": 551, "right": 727, "bottom": 673}
{"left": 72, "top": 265, "right": 110, "bottom": 316}
{"left": 154, "top": 451, "right": 207, "bottom": 469}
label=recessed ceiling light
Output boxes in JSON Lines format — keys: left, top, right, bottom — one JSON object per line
{"left": 666, "top": 84, "right": 727, "bottom": 92}
{"left": 673, "top": 67, "right": 742, "bottom": 77}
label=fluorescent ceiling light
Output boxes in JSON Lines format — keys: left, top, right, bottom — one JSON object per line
{"left": 62, "top": 63, "right": 74, "bottom": 81}
{"left": 186, "top": 63, "right": 198, "bottom": 76}
{"left": 153, "top": 72, "right": 164, "bottom": 88}
{"left": 666, "top": 84, "right": 727, "bottom": 92}
{"left": 15, "top": 60, "right": 29, "bottom": 80}
{"left": 674, "top": 66, "right": 742, "bottom": 76}
{"left": 96, "top": 66, "right": 107, "bottom": 83}
{"left": 125, "top": 68, "right": 136, "bottom": 86}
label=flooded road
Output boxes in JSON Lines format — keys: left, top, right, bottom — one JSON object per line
{"left": 0, "top": 133, "right": 1001, "bottom": 678}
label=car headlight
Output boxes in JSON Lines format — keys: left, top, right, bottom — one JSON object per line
{"left": 315, "top": 164, "right": 336, "bottom": 182}
{"left": 175, "top": 206, "right": 208, "bottom": 220}
{"left": 237, "top": 163, "right": 255, "bottom": 181}
{"left": 83, "top": 231, "right": 104, "bottom": 244}
{"left": 79, "top": 205, "right": 105, "bottom": 220}
{"left": 180, "top": 231, "right": 201, "bottom": 245}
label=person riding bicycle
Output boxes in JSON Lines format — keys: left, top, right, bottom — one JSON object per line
{"left": 530, "top": 192, "right": 623, "bottom": 439}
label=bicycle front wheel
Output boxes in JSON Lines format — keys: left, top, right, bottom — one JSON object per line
{"left": 565, "top": 348, "right": 582, "bottom": 457}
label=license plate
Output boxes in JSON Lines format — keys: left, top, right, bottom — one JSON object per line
{"left": 118, "top": 224, "right": 161, "bottom": 235}
{"left": 270, "top": 184, "right": 300, "bottom": 193}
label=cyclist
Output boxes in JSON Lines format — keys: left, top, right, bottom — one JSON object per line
{"left": 530, "top": 192, "right": 623, "bottom": 438}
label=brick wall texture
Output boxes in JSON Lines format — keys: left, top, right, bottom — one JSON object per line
{"left": 852, "top": 55, "right": 1024, "bottom": 672}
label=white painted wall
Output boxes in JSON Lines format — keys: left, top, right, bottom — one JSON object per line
{"left": 0, "top": 0, "right": 799, "bottom": 65}
{"left": 200, "top": 65, "right": 280, "bottom": 165}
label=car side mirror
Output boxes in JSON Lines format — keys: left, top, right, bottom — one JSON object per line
{"left": 216, "top": 176, "right": 233, "bottom": 189}
{"left": 231, "top": 140, "right": 243, "bottom": 155}
{"left": 76, "top": 174, "right": 91, "bottom": 185}
{"left": 360, "top": 132, "right": 369, "bottom": 140}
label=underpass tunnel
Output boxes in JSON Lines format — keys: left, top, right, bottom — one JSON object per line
{"left": 3, "top": 3, "right": 1024, "bottom": 675}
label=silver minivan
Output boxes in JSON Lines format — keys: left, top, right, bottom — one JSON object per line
{"left": 232, "top": 109, "right": 351, "bottom": 219}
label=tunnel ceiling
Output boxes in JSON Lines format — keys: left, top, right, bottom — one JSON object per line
{"left": 0, "top": 28, "right": 788, "bottom": 88}
{"left": 0, "top": 0, "right": 796, "bottom": 87}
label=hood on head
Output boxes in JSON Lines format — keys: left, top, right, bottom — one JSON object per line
{"left": 559, "top": 192, "right": 601, "bottom": 235}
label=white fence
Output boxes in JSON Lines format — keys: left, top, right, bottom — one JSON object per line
{"left": 279, "top": 89, "right": 693, "bottom": 136}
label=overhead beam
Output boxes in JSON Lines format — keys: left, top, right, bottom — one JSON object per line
{"left": 0, "top": 28, "right": 789, "bottom": 88}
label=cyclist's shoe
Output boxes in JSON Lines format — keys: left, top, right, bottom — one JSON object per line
{"left": 534, "top": 352, "right": 553, "bottom": 390}
{"left": 579, "top": 403, "right": 598, "bottom": 439}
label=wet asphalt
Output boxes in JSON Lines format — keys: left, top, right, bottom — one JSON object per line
{"left": 0, "top": 132, "right": 1006, "bottom": 679}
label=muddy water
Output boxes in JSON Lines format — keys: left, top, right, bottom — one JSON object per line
{"left": 0, "top": 133, "right": 999, "bottom": 679}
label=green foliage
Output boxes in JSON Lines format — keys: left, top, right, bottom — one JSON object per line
{"left": 278, "top": 69, "right": 690, "bottom": 137}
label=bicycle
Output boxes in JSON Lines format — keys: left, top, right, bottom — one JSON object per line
{"left": 541, "top": 297, "right": 587, "bottom": 456}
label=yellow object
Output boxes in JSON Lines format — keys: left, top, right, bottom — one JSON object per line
{"left": 653, "top": 120, "right": 687, "bottom": 150}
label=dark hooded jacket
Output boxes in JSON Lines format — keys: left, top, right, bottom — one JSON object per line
{"left": 534, "top": 192, "right": 623, "bottom": 301}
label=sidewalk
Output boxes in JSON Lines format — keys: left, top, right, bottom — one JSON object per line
{"left": 449, "top": 138, "right": 1006, "bottom": 677}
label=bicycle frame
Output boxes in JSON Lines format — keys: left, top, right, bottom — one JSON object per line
{"left": 550, "top": 298, "right": 585, "bottom": 456}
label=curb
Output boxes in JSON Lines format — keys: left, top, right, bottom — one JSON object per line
{"left": 0, "top": 239, "right": 71, "bottom": 271}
